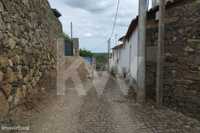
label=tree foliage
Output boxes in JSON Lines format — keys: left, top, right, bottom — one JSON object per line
{"left": 80, "top": 49, "right": 94, "bottom": 57}
{"left": 63, "top": 33, "right": 72, "bottom": 43}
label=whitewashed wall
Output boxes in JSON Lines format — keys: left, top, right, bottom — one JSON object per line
{"left": 110, "top": 50, "right": 117, "bottom": 68}
{"left": 118, "top": 44, "right": 130, "bottom": 75}
{"left": 110, "top": 27, "right": 138, "bottom": 79}
{"left": 110, "top": 49, "right": 120, "bottom": 73}
{"left": 129, "top": 28, "right": 139, "bottom": 81}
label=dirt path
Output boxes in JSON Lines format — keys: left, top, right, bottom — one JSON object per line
{"left": 25, "top": 71, "right": 200, "bottom": 133}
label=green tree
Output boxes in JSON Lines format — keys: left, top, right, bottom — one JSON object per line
{"left": 80, "top": 49, "right": 94, "bottom": 57}
{"left": 63, "top": 33, "right": 72, "bottom": 43}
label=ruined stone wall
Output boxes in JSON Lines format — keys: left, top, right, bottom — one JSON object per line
{"left": 146, "top": 0, "right": 200, "bottom": 120}
{"left": 0, "top": 0, "right": 63, "bottom": 117}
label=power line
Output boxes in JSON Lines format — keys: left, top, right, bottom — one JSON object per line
{"left": 109, "top": 0, "right": 120, "bottom": 39}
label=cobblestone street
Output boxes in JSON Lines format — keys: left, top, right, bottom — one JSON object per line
{"left": 1, "top": 0, "right": 200, "bottom": 133}
{"left": 28, "top": 72, "right": 200, "bottom": 133}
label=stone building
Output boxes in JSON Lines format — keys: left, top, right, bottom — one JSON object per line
{"left": 0, "top": 0, "right": 64, "bottom": 117}
{"left": 146, "top": 0, "right": 200, "bottom": 120}
{"left": 111, "top": 0, "right": 200, "bottom": 120}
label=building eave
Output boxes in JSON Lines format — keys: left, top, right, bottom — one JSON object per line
{"left": 52, "top": 8, "right": 62, "bottom": 18}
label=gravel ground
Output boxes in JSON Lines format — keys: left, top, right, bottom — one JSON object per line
{"left": 3, "top": 72, "right": 200, "bottom": 133}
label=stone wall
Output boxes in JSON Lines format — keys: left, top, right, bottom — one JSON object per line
{"left": 146, "top": 0, "right": 200, "bottom": 120}
{"left": 0, "top": 0, "right": 63, "bottom": 117}
{"left": 146, "top": 24, "right": 158, "bottom": 101}
{"left": 164, "top": 0, "right": 200, "bottom": 120}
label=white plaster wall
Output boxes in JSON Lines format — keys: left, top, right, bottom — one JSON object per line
{"left": 129, "top": 28, "right": 139, "bottom": 81}
{"left": 118, "top": 44, "right": 129, "bottom": 75}
{"left": 111, "top": 27, "right": 138, "bottom": 78}
{"left": 110, "top": 50, "right": 118, "bottom": 68}
{"left": 110, "top": 49, "right": 121, "bottom": 74}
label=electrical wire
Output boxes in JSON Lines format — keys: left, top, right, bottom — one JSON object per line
{"left": 108, "top": 0, "right": 148, "bottom": 42}
{"left": 109, "top": 0, "right": 120, "bottom": 39}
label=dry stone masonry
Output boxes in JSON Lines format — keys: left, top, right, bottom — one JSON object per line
{"left": 146, "top": 0, "right": 200, "bottom": 120}
{"left": 0, "top": 0, "right": 63, "bottom": 118}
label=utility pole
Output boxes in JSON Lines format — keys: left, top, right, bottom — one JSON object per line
{"left": 70, "top": 22, "right": 73, "bottom": 39}
{"left": 156, "top": 0, "right": 165, "bottom": 107}
{"left": 107, "top": 38, "right": 111, "bottom": 71}
{"left": 137, "top": 0, "right": 147, "bottom": 104}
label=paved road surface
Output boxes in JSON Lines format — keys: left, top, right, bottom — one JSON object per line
{"left": 13, "top": 72, "right": 200, "bottom": 133}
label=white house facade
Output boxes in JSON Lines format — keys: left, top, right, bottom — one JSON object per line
{"left": 110, "top": 43, "right": 126, "bottom": 76}
{"left": 110, "top": 18, "right": 139, "bottom": 82}
{"left": 118, "top": 41, "right": 130, "bottom": 76}
{"left": 128, "top": 27, "right": 139, "bottom": 81}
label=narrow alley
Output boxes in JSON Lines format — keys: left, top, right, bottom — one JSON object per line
{"left": 26, "top": 70, "right": 200, "bottom": 133}
{"left": 1, "top": 0, "right": 200, "bottom": 133}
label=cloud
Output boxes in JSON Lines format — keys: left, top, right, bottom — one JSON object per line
{"left": 48, "top": 0, "right": 139, "bottom": 52}
{"left": 63, "top": 0, "right": 113, "bottom": 13}
{"left": 84, "top": 33, "right": 93, "bottom": 37}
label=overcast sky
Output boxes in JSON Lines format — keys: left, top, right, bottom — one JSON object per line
{"left": 48, "top": 0, "right": 139, "bottom": 52}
